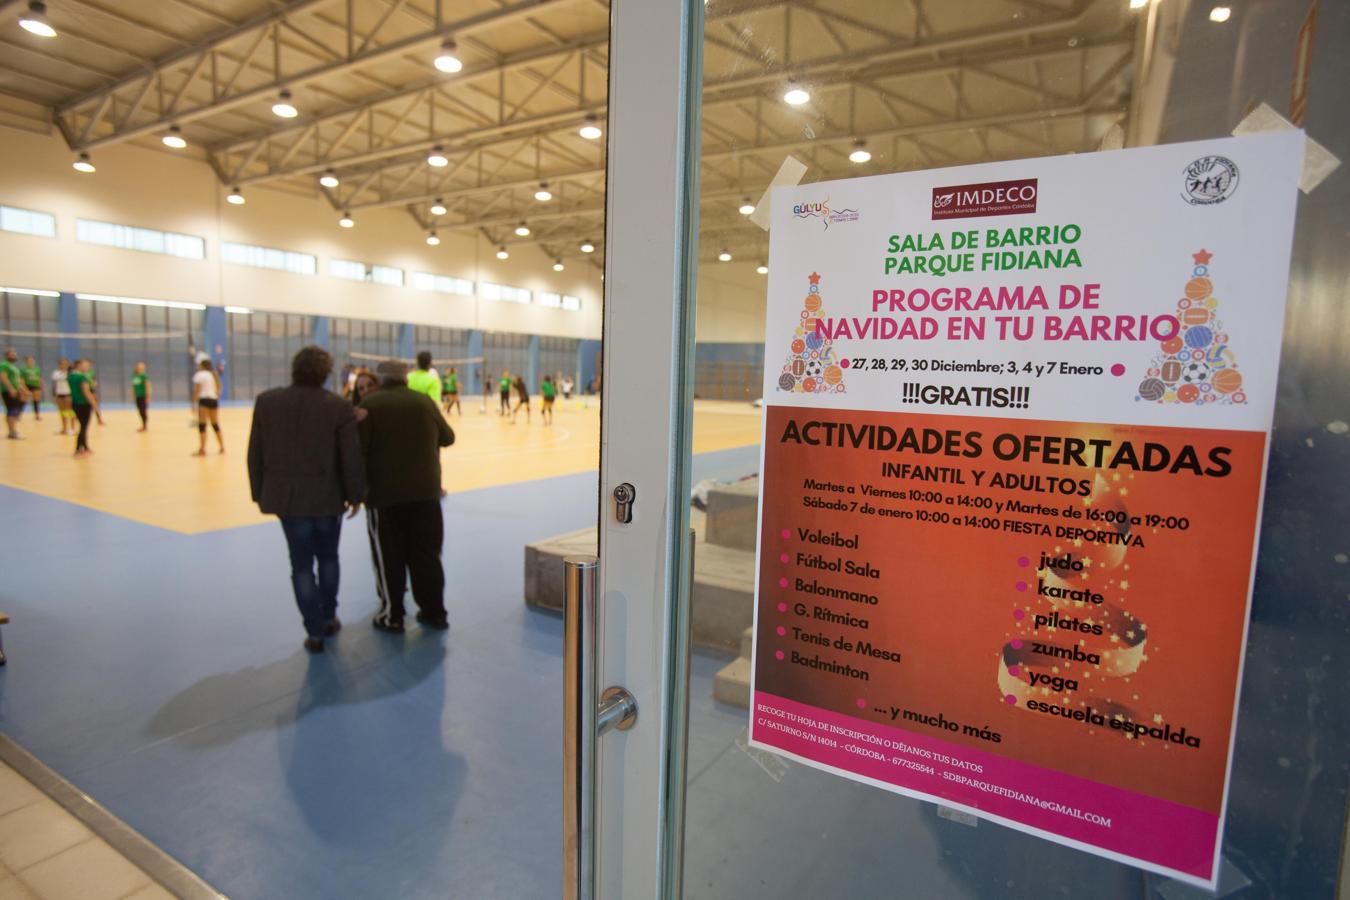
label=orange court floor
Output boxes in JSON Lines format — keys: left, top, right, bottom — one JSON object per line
{"left": 0, "top": 397, "right": 763, "bottom": 534}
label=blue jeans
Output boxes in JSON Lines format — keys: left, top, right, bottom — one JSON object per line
{"left": 279, "top": 516, "right": 343, "bottom": 638}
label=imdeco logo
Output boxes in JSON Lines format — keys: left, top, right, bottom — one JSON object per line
{"left": 931, "top": 178, "right": 1038, "bottom": 220}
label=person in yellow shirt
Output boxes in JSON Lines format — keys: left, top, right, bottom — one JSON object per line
{"left": 406, "top": 351, "right": 441, "bottom": 404}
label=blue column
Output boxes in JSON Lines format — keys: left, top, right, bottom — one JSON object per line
{"left": 58, "top": 292, "right": 79, "bottom": 360}
{"left": 399, "top": 323, "right": 415, "bottom": 361}
{"left": 579, "top": 338, "right": 602, "bottom": 393}
{"left": 204, "top": 306, "right": 229, "bottom": 401}
{"left": 467, "top": 330, "right": 483, "bottom": 395}
{"left": 312, "top": 315, "right": 331, "bottom": 350}
{"left": 527, "top": 334, "right": 540, "bottom": 390}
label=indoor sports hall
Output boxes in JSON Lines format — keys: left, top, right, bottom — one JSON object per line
{"left": 1, "top": 1, "right": 1348, "bottom": 899}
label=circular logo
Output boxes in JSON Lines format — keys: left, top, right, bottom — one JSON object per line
{"left": 1182, "top": 156, "right": 1239, "bottom": 206}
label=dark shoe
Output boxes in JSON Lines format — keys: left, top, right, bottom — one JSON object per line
{"left": 323, "top": 618, "right": 342, "bottom": 637}
{"left": 303, "top": 637, "right": 325, "bottom": 653}
{"left": 415, "top": 612, "right": 449, "bottom": 630}
{"left": 372, "top": 618, "right": 405, "bottom": 634}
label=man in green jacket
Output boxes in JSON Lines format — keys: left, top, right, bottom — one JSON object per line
{"left": 358, "top": 359, "right": 455, "bottom": 633}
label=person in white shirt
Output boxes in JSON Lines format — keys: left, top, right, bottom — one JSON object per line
{"left": 51, "top": 358, "right": 73, "bottom": 435}
{"left": 192, "top": 358, "right": 224, "bottom": 456}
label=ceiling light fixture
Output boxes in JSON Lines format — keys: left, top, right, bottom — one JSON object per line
{"left": 553, "top": 260, "right": 565, "bottom": 272}
{"left": 515, "top": 222, "right": 530, "bottom": 237}
{"left": 429, "top": 199, "right": 447, "bottom": 216}
{"left": 272, "top": 89, "right": 298, "bottom": 118}
{"left": 783, "top": 82, "right": 810, "bottom": 106}
{"left": 535, "top": 183, "right": 552, "bottom": 202}
{"left": 226, "top": 187, "right": 245, "bottom": 205}
{"left": 1128, "top": 0, "right": 1147, "bottom": 8}
{"left": 433, "top": 39, "right": 463, "bottom": 74}
{"left": 72, "top": 152, "right": 95, "bottom": 174}
{"left": 162, "top": 125, "right": 187, "bottom": 149}
{"left": 756, "top": 264, "right": 769, "bottom": 275}
{"left": 496, "top": 247, "right": 510, "bottom": 260}
{"left": 319, "top": 169, "right": 339, "bottom": 188}
{"left": 718, "top": 250, "right": 732, "bottom": 262}
{"left": 339, "top": 212, "right": 354, "bottom": 228}
{"left": 849, "top": 141, "right": 871, "bottom": 163}
{"left": 738, "top": 199, "right": 755, "bottom": 215}
{"left": 427, "top": 146, "right": 448, "bottom": 167}
{"left": 18, "top": 2, "right": 56, "bottom": 38}
{"left": 579, "top": 115, "right": 603, "bottom": 140}
{"left": 426, "top": 231, "right": 440, "bottom": 246}
{"left": 1209, "top": 5, "right": 1231, "bottom": 21}
{"left": 580, "top": 241, "right": 595, "bottom": 253}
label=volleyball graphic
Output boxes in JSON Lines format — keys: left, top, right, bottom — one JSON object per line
{"left": 778, "top": 271, "right": 845, "bottom": 394}
{"left": 1138, "top": 250, "right": 1246, "bottom": 406}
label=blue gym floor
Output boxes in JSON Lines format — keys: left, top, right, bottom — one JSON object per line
{"left": 0, "top": 448, "right": 759, "bottom": 899}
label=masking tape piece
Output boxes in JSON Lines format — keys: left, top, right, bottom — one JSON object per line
{"left": 1232, "top": 101, "right": 1341, "bottom": 194}
{"left": 749, "top": 155, "right": 808, "bottom": 232}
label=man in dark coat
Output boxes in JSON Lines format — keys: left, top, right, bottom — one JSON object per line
{"left": 358, "top": 359, "right": 455, "bottom": 633}
{"left": 247, "top": 345, "right": 364, "bottom": 653}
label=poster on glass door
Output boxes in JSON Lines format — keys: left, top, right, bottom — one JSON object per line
{"left": 748, "top": 132, "right": 1302, "bottom": 889}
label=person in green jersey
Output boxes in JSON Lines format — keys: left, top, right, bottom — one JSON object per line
{"left": 442, "top": 366, "right": 460, "bottom": 415}
{"left": 540, "top": 374, "right": 556, "bottom": 426}
{"left": 1, "top": 347, "right": 27, "bottom": 439}
{"left": 498, "top": 371, "right": 512, "bottom": 416}
{"left": 68, "top": 359, "right": 100, "bottom": 456}
{"left": 20, "top": 355, "right": 42, "bottom": 421}
{"left": 131, "top": 361, "right": 151, "bottom": 431}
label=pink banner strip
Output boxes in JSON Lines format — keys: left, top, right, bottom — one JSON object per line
{"left": 752, "top": 691, "right": 1218, "bottom": 881}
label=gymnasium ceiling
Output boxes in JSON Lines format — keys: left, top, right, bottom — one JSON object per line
{"left": 0, "top": 0, "right": 1138, "bottom": 266}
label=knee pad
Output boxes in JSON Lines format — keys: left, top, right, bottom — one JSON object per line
{"left": 211, "top": 423, "right": 221, "bottom": 433}
{"left": 198, "top": 423, "right": 207, "bottom": 434}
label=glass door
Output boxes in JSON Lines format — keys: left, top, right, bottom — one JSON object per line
{"left": 592, "top": 0, "right": 1350, "bottom": 898}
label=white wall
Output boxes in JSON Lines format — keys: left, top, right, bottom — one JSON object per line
{"left": 0, "top": 127, "right": 603, "bottom": 338}
{"left": 0, "top": 125, "right": 771, "bottom": 344}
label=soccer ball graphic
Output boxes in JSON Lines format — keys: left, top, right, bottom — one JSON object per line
{"left": 1182, "top": 361, "right": 1211, "bottom": 384}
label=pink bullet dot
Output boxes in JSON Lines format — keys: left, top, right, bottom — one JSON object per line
{"left": 779, "top": 553, "right": 789, "bottom": 563}
{"left": 777, "top": 602, "right": 788, "bottom": 613}
{"left": 1013, "top": 609, "right": 1025, "bottom": 620}
{"left": 776, "top": 626, "right": 786, "bottom": 636}
{"left": 775, "top": 650, "right": 785, "bottom": 661}
{"left": 841, "top": 359, "right": 850, "bottom": 369}
{"left": 1011, "top": 639, "right": 1023, "bottom": 649}
{"left": 778, "top": 577, "right": 789, "bottom": 588}
{"left": 1017, "top": 556, "right": 1029, "bottom": 567}
{"left": 780, "top": 528, "right": 790, "bottom": 539}
{"left": 1016, "top": 581, "right": 1028, "bottom": 592}
{"left": 855, "top": 697, "right": 867, "bottom": 709}
{"left": 1004, "top": 694, "right": 1017, "bottom": 705}
{"left": 1110, "top": 363, "right": 1126, "bottom": 377}
{"left": 1008, "top": 665, "right": 1021, "bottom": 676}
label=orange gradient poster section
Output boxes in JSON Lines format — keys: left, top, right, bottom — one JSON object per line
{"left": 753, "top": 406, "right": 1266, "bottom": 815}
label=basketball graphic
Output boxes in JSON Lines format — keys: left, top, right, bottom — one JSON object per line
{"left": 777, "top": 272, "right": 845, "bottom": 394}
{"left": 1184, "top": 277, "right": 1211, "bottom": 300}
{"left": 1211, "top": 368, "right": 1242, "bottom": 393}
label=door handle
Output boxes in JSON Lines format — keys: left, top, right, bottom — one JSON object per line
{"left": 564, "top": 555, "right": 636, "bottom": 900}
